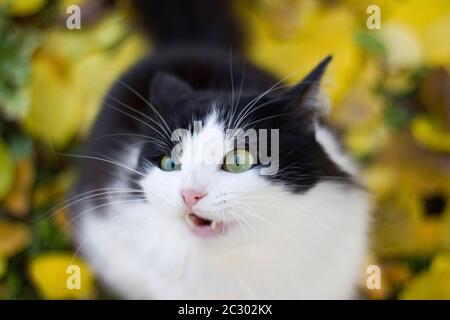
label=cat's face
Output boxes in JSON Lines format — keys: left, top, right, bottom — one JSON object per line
{"left": 139, "top": 111, "right": 278, "bottom": 244}
{"left": 129, "top": 61, "right": 351, "bottom": 251}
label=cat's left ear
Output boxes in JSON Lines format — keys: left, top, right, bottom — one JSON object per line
{"left": 284, "top": 55, "right": 332, "bottom": 115}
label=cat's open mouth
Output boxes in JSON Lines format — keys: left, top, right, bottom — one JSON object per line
{"left": 185, "top": 212, "right": 228, "bottom": 238}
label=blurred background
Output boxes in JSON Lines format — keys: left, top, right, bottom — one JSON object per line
{"left": 0, "top": 0, "right": 449, "bottom": 299}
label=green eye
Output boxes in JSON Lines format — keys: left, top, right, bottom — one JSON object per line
{"left": 160, "top": 156, "right": 181, "bottom": 171}
{"left": 223, "top": 149, "right": 254, "bottom": 173}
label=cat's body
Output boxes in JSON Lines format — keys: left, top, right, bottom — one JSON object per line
{"left": 71, "top": 0, "right": 370, "bottom": 299}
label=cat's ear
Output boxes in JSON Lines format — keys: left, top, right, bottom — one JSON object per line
{"left": 150, "top": 72, "right": 193, "bottom": 107}
{"left": 284, "top": 55, "right": 332, "bottom": 115}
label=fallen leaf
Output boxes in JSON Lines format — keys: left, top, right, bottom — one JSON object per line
{"left": 0, "top": 0, "right": 47, "bottom": 16}
{"left": 0, "top": 221, "right": 31, "bottom": 257}
{"left": 22, "top": 52, "right": 84, "bottom": 148}
{"left": 4, "top": 158, "right": 35, "bottom": 217}
{"left": 411, "top": 116, "right": 450, "bottom": 153}
{"left": 29, "top": 253, "right": 94, "bottom": 299}
{"left": 400, "top": 253, "right": 450, "bottom": 299}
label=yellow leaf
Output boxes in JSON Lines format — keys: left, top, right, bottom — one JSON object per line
{"left": 362, "top": 165, "right": 396, "bottom": 200}
{"left": 0, "top": 139, "right": 14, "bottom": 201}
{"left": 387, "top": 0, "right": 450, "bottom": 67}
{"left": 411, "top": 116, "right": 450, "bottom": 153}
{"left": 400, "top": 253, "right": 450, "bottom": 299}
{"left": 59, "top": 0, "right": 85, "bottom": 13}
{"left": 344, "top": 124, "right": 389, "bottom": 158}
{"left": 333, "top": 82, "right": 384, "bottom": 129}
{"left": 33, "top": 169, "right": 74, "bottom": 209}
{"left": 0, "top": 221, "right": 30, "bottom": 257}
{"left": 0, "top": 0, "right": 47, "bottom": 16}
{"left": 52, "top": 208, "right": 71, "bottom": 234}
{"left": 22, "top": 17, "right": 144, "bottom": 148}
{"left": 3, "top": 158, "right": 35, "bottom": 217}
{"left": 242, "top": 1, "right": 361, "bottom": 105}
{"left": 22, "top": 53, "right": 84, "bottom": 148}
{"left": 29, "top": 253, "right": 94, "bottom": 299}
{"left": 73, "top": 35, "right": 146, "bottom": 136}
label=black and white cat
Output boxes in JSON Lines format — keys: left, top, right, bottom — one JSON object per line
{"left": 71, "top": 0, "right": 370, "bottom": 299}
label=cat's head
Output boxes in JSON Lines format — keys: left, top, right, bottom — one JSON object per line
{"left": 125, "top": 56, "right": 355, "bottom": 251}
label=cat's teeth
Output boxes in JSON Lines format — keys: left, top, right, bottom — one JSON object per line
{"left": 210, "top": 221, "right": 218, "bottom": 231}
{"left": 185, "top": 214, "right": 195, "bottom": 228}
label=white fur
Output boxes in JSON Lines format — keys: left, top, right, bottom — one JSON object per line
{"left": 315, "top": 125, "right": 359, "bottom": 176}
{"left": 76, "top": 115, "right": 370, "bottom": 299}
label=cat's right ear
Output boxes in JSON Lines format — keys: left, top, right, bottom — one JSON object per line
{"left": 150, "top": 72, "right": 193, "bottom": 107}
{"left": 282, "top": 55, "right": 332, "bottom": 118}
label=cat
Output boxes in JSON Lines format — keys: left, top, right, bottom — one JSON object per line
{"left": 70, "top": 0, "right": 370, "bottom": 299}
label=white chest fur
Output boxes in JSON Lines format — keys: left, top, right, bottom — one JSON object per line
{"left": 78, "top": 180, "right": 369, "bottom": 299}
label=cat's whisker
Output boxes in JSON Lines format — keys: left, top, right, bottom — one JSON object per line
{"left": 94, "top": 133, "right": 156, "bottom": 140}
{"left": 128, "top": 139, "right": 171, "bottom": 151}
{"left": 32, "top": 187, "right": 143, "bottom": 224}
{"left": 217, "top": 194, "right": 286, "bottom": 203}
{"left": 228, "top": 207, "right": 261, "bottom": 239}
{"left": 229, "top": 198, "right": 287, "bottom": 208}
{"left": 227, "top": 208, "right": 252, "bottom": 239}
{"left": 37, "top": 189, "right": 145, "bottom": 224}
{"left": 62, "top": 187, "right": 143, "bottom": 204}
{"left": 116, "top": 79, "right": 172, "bottom": 137}
{"left": 105, "top": 94, "right": 172, "bottom": 141}
{"left": 71, "top": 207, "right": 132, "bottom": 264}
{"left": 241, "top": 111, "right": 298, "bottom": 129}
{"left": 226, "top": 198, "right": 290, "bottom": 216}
{"left": 104, "top": 102, "right": 171, "bottom": 146}
{"left": 233, "top": 203, "right": 294, "bottom": 242}
{"left": 233, "top": 76, "right": 330, "bottom": 133}
{"left": 232, "top": 79, "right": 285, "bottom": 128}
{"left": 232, "top": 73, "right": 297, "bottom": 130}
{"left": 95, "top": 134, "right": 171, "bottom": 153}
{"left": 69, "top": 197, "right": 146, "bottom": 227}
{"left": 229, "top": 44, "right": 235, "bottom": 123}
{"left": 226, "top": 209, "right": 248, "bottom": 237}
{"left": 227, "top": 63, "right": 247, "bottom": 130}
{"left": 114, "top": 135, "right": 171, "bottom": 153}
{"left": 232, "top": 95, "right": 289, "bottom": 130}
{"left": 59, "top": 152, "right": 146, "bottom": 177}
{"left": 233, "top": 84, "right": 293, "bottom": 130}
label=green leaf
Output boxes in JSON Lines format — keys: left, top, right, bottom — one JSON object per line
{"left": 384, "top": 105, "right": 411, "bottom": 130}
{"left": 355, "top": 31, "right": 386, "bottom": 57}
{"left": 8, "top": 134, "right": 33, "bottom": 161}
{"left": 0, "top": 17, "right": 39, "bottom": 120}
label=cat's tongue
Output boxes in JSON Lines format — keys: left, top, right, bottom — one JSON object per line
{"left": 186, "top": 213, "right": 226, "bottom": 238}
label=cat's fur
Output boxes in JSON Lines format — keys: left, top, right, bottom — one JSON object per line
{"left": 71, "top": 0, "right": 370, "bottom": 299}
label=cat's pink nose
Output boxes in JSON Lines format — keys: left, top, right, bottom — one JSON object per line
{"left": 181, "top": 189, "right": 205, "bottom": 207}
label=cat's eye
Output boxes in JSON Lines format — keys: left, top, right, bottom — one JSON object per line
{"left": 223, "top": 149, "right": 254, "bottom": 173}
{"left": 160, "top": 156, "right": 181, "bottom": 171}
